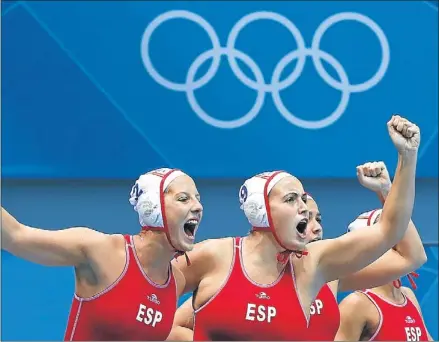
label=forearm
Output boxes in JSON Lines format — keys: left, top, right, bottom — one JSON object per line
{"left": 379, "top": 153, "right": 417, "bottom": 243}
{"left": 376, "top": 167, "right": 394, "bottom": 205}
{"left": 377, "top": 170, "right": 426, "bottom": 267}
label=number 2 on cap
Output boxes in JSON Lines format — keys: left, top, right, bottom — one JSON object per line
{"left": 131, "top": 183, "right": 144, "bottom": 200}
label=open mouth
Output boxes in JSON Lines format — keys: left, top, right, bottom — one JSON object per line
{"left": 183, "top": 219, "right": 198, "bottom": 239}
{"left": 296, "top": 219, "right": 308, "bottom": 236}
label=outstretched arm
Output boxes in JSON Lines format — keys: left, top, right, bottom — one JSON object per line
{"left": 1, "top": 207, "right": 104, "bottom": 267}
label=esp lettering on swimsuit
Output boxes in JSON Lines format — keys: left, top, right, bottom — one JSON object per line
{"left": 310, "top": 299, "right": 323, "bottom": 315}
{"left": 136, "top": 304, "right": 163, "bottom": 327}
{"left": 244, "top": 298, "right": 324, "bottom": 323}
{"left": 245, "top": 304, "right": 277, "bottom": 323}
{"left": 405, "top": 327, "right": 422, "bottom": 341}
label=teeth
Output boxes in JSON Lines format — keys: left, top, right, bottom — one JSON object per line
{"left": 187, "top": 220, "right": 198, "bottom": 224}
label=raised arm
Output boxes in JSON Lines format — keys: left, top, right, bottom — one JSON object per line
{"left": 309, "top": 115, "right": 421, "bottom": 283}
{"left": 1, "top": 207, "right": 104, "bottom": 267}
{"left": 339, "top": 222, "right": 426, "bottom": 292}
{"left": 339, "top": 162, "right": 427, "bottom": 291}
{"left": 373, "top": 163, "right": 426, "bottom": 268}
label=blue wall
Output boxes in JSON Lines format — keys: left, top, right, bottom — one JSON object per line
{"left": 1, "top": 180, "right": 438, "bottom": 340}
{"left": 1, "top": 0, "right": 438, "bottom": 179}
{"left": 1, "top": 0, "right": 437, "bottom": 340}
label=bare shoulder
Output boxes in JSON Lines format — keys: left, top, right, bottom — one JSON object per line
{"left": 401, "top": 286, "right": 419, "bottom": 305}
{"left": 198, "top": 237, "right": 234, "bottom": 250}
{"left": 85, "top": 230, "right": 120, "bottom": 248}
{"left": 60, "top": 226, "right": 111, "bottom": 252}
{"left": 205, "top": 236, "right": 234, "bottom": 256}
{"left": 340, "top": 291, "right": 374, "bottom": 313}
{"left": 174, "top": 237, "right": 234, "bottom": 276}
{"left": 345, "top": 291, "right": 381, "bottom": 323}
{"left": 341, "top": 291, "right": 368, "bottom": 306}
{"left": 171, "top": 237, "right": 236, "bottom": 293}
{"left": 337, "top": 291, "right": 379, "bottom": 341}
{"left": 84, "top": 232, "right": 127, "bottom": 262}
{"left": 188, "top": 237, "right": 234, "bottom": 261}
{"left": 107, "top": 233, "right": 129, "bottom": 248}
{"left": 401, "top": 285, "right": 415, "bottom": 296}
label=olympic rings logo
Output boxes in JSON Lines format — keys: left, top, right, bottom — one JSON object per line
{"left": 141, "top": 10, "right": 390, "bottom": 130}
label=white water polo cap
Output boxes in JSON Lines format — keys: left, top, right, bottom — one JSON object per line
{"left": 239, "top": 171, "right": 308, "bottom": 262}
{"left": 239, "top": 171, "right": 291, "bottom": 228}
{"left": 347, "top": 209, "right": 382, "bottom": 232}
{"left": 129, "top": 168, "right": 186, "bottom": 250}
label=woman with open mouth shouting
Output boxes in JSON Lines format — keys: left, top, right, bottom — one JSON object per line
{"left": 2, "top": 168, "right": 203, "bottom": 341}
{"left": 170, "top": 115, "right": 422, "bottom": 341}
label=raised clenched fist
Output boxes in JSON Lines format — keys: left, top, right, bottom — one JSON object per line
{"left": 387, "top": 115, "right": 421, "bottom": 155}
{"left": 356, "top": 161, "right": 391, "bottom": 195}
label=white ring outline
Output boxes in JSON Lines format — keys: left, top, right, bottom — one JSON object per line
{"left": 272, "top": 48, "right": 351, "bottom": 129}
{"left": 226, "top": 11, "right": 307, "bottom": 92}
{"left": 140, "top": 10, "right": 390, "bottom": 129}
{"left": 311, "top": 12, "right": 390, "bottom": 93}
{"left": 186, "top": 47, "right": 266, "bottom": 129}
{"left": 140, "top": 10, "right": 222, "bottom": 92}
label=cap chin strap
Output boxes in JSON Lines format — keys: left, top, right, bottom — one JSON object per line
{"left": 251, "top": 226, "right": 308, "bottom": 263}
{"left": 393, "top": 272, "right": 419, "bottom": 290}
{"left": 277, "top": 249, "right": 308, "bottom": 263}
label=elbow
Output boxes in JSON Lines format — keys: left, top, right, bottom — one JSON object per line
{"left": 400, "top": 247, "right": 427, "bottom": 271}
{"left": 414, "top": 250, "right": 427, "bottom": 269}
{"left": 407, "top": 243, "right": 428, "bottom": 269}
